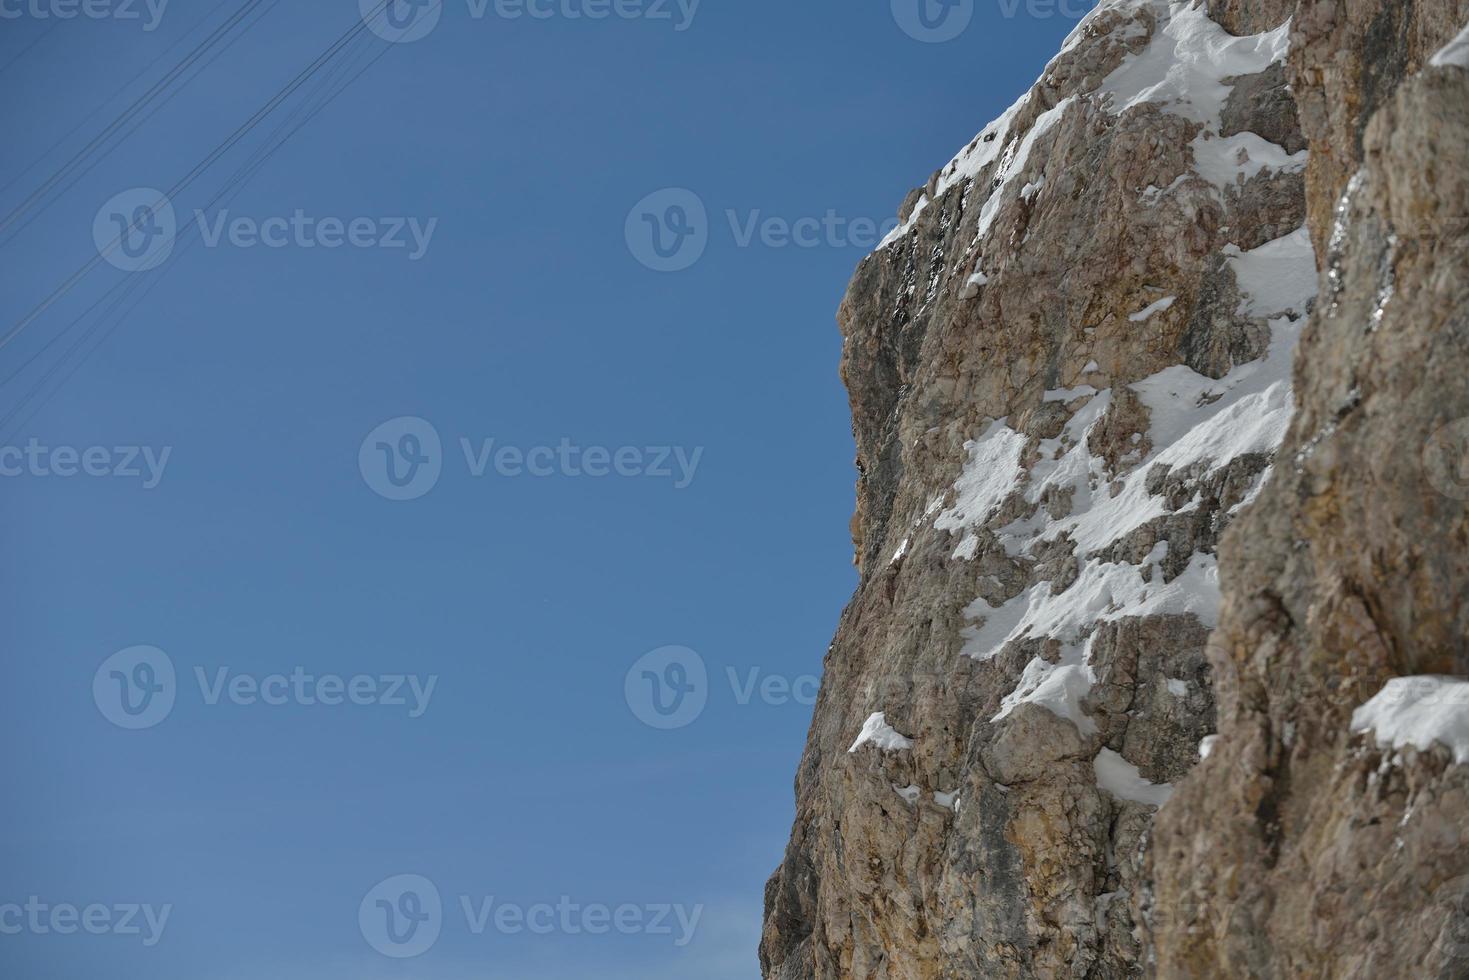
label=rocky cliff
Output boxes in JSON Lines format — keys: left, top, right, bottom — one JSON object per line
{"left": 763, "top": 2, "right": 1469, "bottom": 977}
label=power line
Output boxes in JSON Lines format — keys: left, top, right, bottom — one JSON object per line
{"left": 0, "top": 0, "right": 282, "bottom": 253}
{"left": 0, "top": 0, "right": 397, "bottom": 357}
{"left": 0, "top": 20, "right": 383, "bottom": 391}
{"left": 0, "top": 11, "right": 406, "bottom": 439}
{"left": 0, "top": 0, "right": 271, "bottom": 238}
{"left": 0, "top": 19, "right": 60, "bottom": 79}
{"left": 0, "top": 0, "right": 236, "bottom": 200}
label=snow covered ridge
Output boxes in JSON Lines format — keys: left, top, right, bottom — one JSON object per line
{"left": 874, "top": 0, "right": 1152, "bottom": 249}
{"left": 1096, "top": 1, "right": 1288, "bottom": 126}
{"left": 877, "top": 0, "right": 1302, "bottom": 253}
{"left": 1352, "top": 677, "right": 1469, "bottom": 765}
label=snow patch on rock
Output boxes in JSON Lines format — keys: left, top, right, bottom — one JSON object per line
{"left": 1129, "top": 295, "right": 1177, "bottom": 321}
{"left": 849, "top": 712, "right": 915, "bottom": 753}
{"left": 1095, "top": 748, "right": 1174, "bottom": 806}
{"left": 1098, "top": 1, "right": 1290, "bottom": 127}
{"left": 1352, "top": 676, "right": 1469, "bottom": 765}
{"left": 934, "top": 421, "right": 1028, "bottom": 538}
{"left": 1228, "top": 226, "right": 1319, "bottom": 318}
{"left": 992, "top": 642, "right": 1100, "bottom": 735}
{"left": 962, "top": 551, "right": 1220, "bottom": 663}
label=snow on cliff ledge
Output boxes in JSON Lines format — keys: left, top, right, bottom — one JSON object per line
{"left": 1352, "top": 677, "right": 1469, "bottom": 765}
{"left": 849, "top": 712, "right": 915, "bottom": 753}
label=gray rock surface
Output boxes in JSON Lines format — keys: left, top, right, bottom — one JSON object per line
{"left": 1152, "top": 6, "right": 1469, "bottom": 977}
{"left": 763, "top": 1, "right": 1469, "bottom": 977}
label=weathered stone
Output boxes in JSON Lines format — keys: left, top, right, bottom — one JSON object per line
{"left": 1152, "top": 30, "right": 1469, "bottom": 980}
{"left": 763, "top": 2, "right": 1469, "bottom": 977}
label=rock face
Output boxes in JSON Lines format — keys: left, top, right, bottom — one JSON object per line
{"left": 1150, "top": 3, "right": 1469, "bottom": 978}
{"left": 763, "top": 2, "right": 1469, "bottom": 978}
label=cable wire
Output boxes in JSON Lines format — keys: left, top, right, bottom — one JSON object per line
{"left": 0, "top": 0, "right": 397, "bottom": 357}
{"left": 0, "top": 0, "right": 272, "bottom": 237}
{"left": 0, "top": 12, "right": 406, "bottom": 440}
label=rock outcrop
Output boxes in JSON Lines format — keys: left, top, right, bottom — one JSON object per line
{"left": 763, "top": 2, "right": 1469, "bottom": 977}
{"left": 1151, "top": 3, "right": 1469, "bottom": 977}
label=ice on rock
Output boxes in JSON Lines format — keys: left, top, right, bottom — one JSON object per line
{"left": 849, "top": 712, "right": 916, "bottom": 753}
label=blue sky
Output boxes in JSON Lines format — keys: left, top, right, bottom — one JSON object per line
{"left": 0, "top": 2, "right": 1085, "bottom": 977}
